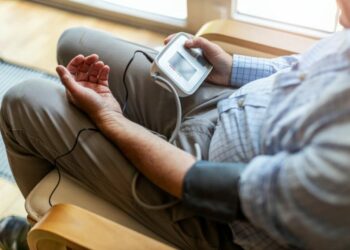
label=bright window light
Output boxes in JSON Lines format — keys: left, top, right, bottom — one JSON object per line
{"left": 235, "top": 0, "right": 339, "bottom": 33}
{"left": 97, "top": 0, "right": 187, "bottom": 20}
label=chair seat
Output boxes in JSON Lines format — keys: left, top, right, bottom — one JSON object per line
{"left": 25, "top": 170, "right": 170, "bottom": 245}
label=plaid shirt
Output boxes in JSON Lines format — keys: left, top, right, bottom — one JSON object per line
{"left": 208, "top": 30, "right": 350, "bottom": 249}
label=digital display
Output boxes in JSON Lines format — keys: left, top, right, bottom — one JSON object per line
{"left": 169, "top": 52, "right": 197, "bottom": 81}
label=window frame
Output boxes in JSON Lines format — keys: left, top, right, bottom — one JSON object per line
{"left": 32, "top": 0, "right": 187, "bottom": 34}
{"left": 32, "top": 0, "right": 233, "bottom": 34}
{"left": 32, "top": 0, "right": 333, "bottom": 40}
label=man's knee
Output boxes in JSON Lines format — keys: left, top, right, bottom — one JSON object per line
{"left": 57, "top": 26, "right": 88, "bottom": 65}
{"left": 0, "top": 81, "right": 32, "bottom": 132}
{"left": 0, "top": 80, "right": 64, "bottom": 130}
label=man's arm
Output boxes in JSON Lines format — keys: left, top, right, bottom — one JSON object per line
{"left": 97, "top": 111, "right": 195, "bottom": 198}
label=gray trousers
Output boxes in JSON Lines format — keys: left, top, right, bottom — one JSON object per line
{"left": 0, "top": 27, "right": 238, "bottom": 249}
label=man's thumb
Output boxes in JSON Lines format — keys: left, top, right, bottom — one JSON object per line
{"left": 56, "top": 66, "right": 78, "bottom": 93}
{"left": 185, "top": 37, "right": 217, "bottom": 56}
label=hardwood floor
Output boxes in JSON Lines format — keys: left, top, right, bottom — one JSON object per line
{"left": 0, "top": 178, "right": 26, "bottom": 218}
{"left": 0, "top": 0, "right": 166, "bottom": 219}
{"left": 0, "top": 0, "right": 165, "bottom": 74}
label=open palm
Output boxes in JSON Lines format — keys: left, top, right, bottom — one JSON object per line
{"left": 56, "top": 54, "right": 122, "bottom": 123}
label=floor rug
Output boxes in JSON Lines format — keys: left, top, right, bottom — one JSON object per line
{"left": 0, "top": 58, "right": 59, "bottom": 181}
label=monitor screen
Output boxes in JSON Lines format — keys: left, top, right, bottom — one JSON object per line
{"left": 169, "top": 52, "right": 197, "bottom": 81}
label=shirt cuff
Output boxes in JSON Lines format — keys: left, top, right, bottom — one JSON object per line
{"left": 182, "top": 160, "right": 246, "bottom": 222}
{"left": 230, "top": 54, "right": 276, "bottom": 87}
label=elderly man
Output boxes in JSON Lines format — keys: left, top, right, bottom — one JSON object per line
{"left": 1, "top": 0, "right": 350, "bottom": 249}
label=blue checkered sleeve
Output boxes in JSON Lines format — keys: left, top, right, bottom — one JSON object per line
{"left": 230, "top": 54, "right": 299, "bottom": 87}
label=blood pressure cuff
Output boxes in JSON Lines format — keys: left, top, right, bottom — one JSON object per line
{"left": 182, "top": 161, "right": 246, "bottom": 222}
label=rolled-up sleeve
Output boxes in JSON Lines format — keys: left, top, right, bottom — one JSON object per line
{"left": 182, "top": 161, "right": 246, "bottom": 222}
{"left": 231, "top": 54, "right": 299, "bottom": 87}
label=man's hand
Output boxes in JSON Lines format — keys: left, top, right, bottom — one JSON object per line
{"left": 56, "top": 54, "right": 122, "bottom": 130}
{"left": 164, "top": 34, "right": 233, "bottom": 86}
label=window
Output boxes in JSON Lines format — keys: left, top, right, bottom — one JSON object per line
{"left": 233, "top": 0, "right": 339, "bottom": 36}
{"left": 73, "top": 0, "right": 187, "bottom": 20}
{"left": 34, "top": 0, "right": 231, "bottom": 33}
{"left": 35, "top": 0, "right": 338, "bottom": 38}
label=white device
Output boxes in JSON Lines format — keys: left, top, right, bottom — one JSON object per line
{"left": 151, "top": 32, "right": 213, "bottom": 97}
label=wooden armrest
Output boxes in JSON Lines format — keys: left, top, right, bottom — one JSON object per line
{"left": 196, "top": 19, "right": 319, "bottom": 56}
{"left": 27, "top": 204, "right": 174, "bottom": 250}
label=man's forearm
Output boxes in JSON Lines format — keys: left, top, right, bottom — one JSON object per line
{"left": 99, "top": 113, "right": 195, "bottom": 198}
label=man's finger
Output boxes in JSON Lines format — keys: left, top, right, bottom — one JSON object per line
{"left": 56, "top": 65, "right": 79, "bottom": 94}
{"left": 98, "top": 65, "right": 110, "bottom": 86}
{"left": 88, "top": 61, "right": 104, "bottom": 83}
{"left": 81, "top": 54, "right": 99, "bottom": 72}
{"left": 164, "top": 34, "right": 176, "bottom": 45}
{"left": 67, "top": 55, "right": 85, "bottom": 74}
{"left": 77, "top": 54, "right": 99, "bottom": 81}
{"left": 184, "top": 37, "right": 218, "bottom": 57}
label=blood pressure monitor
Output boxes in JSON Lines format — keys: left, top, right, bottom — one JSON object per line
{"left": 151, "top": 32, "right": 213, "bottom": 97}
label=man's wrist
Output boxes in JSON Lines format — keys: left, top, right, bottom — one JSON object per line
{"left": 93, "top": 110, "right": 126, "bottom": 133}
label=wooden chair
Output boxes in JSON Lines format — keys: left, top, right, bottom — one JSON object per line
{"left": 26, "top": 19, "right": 319, "bottom": 250}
